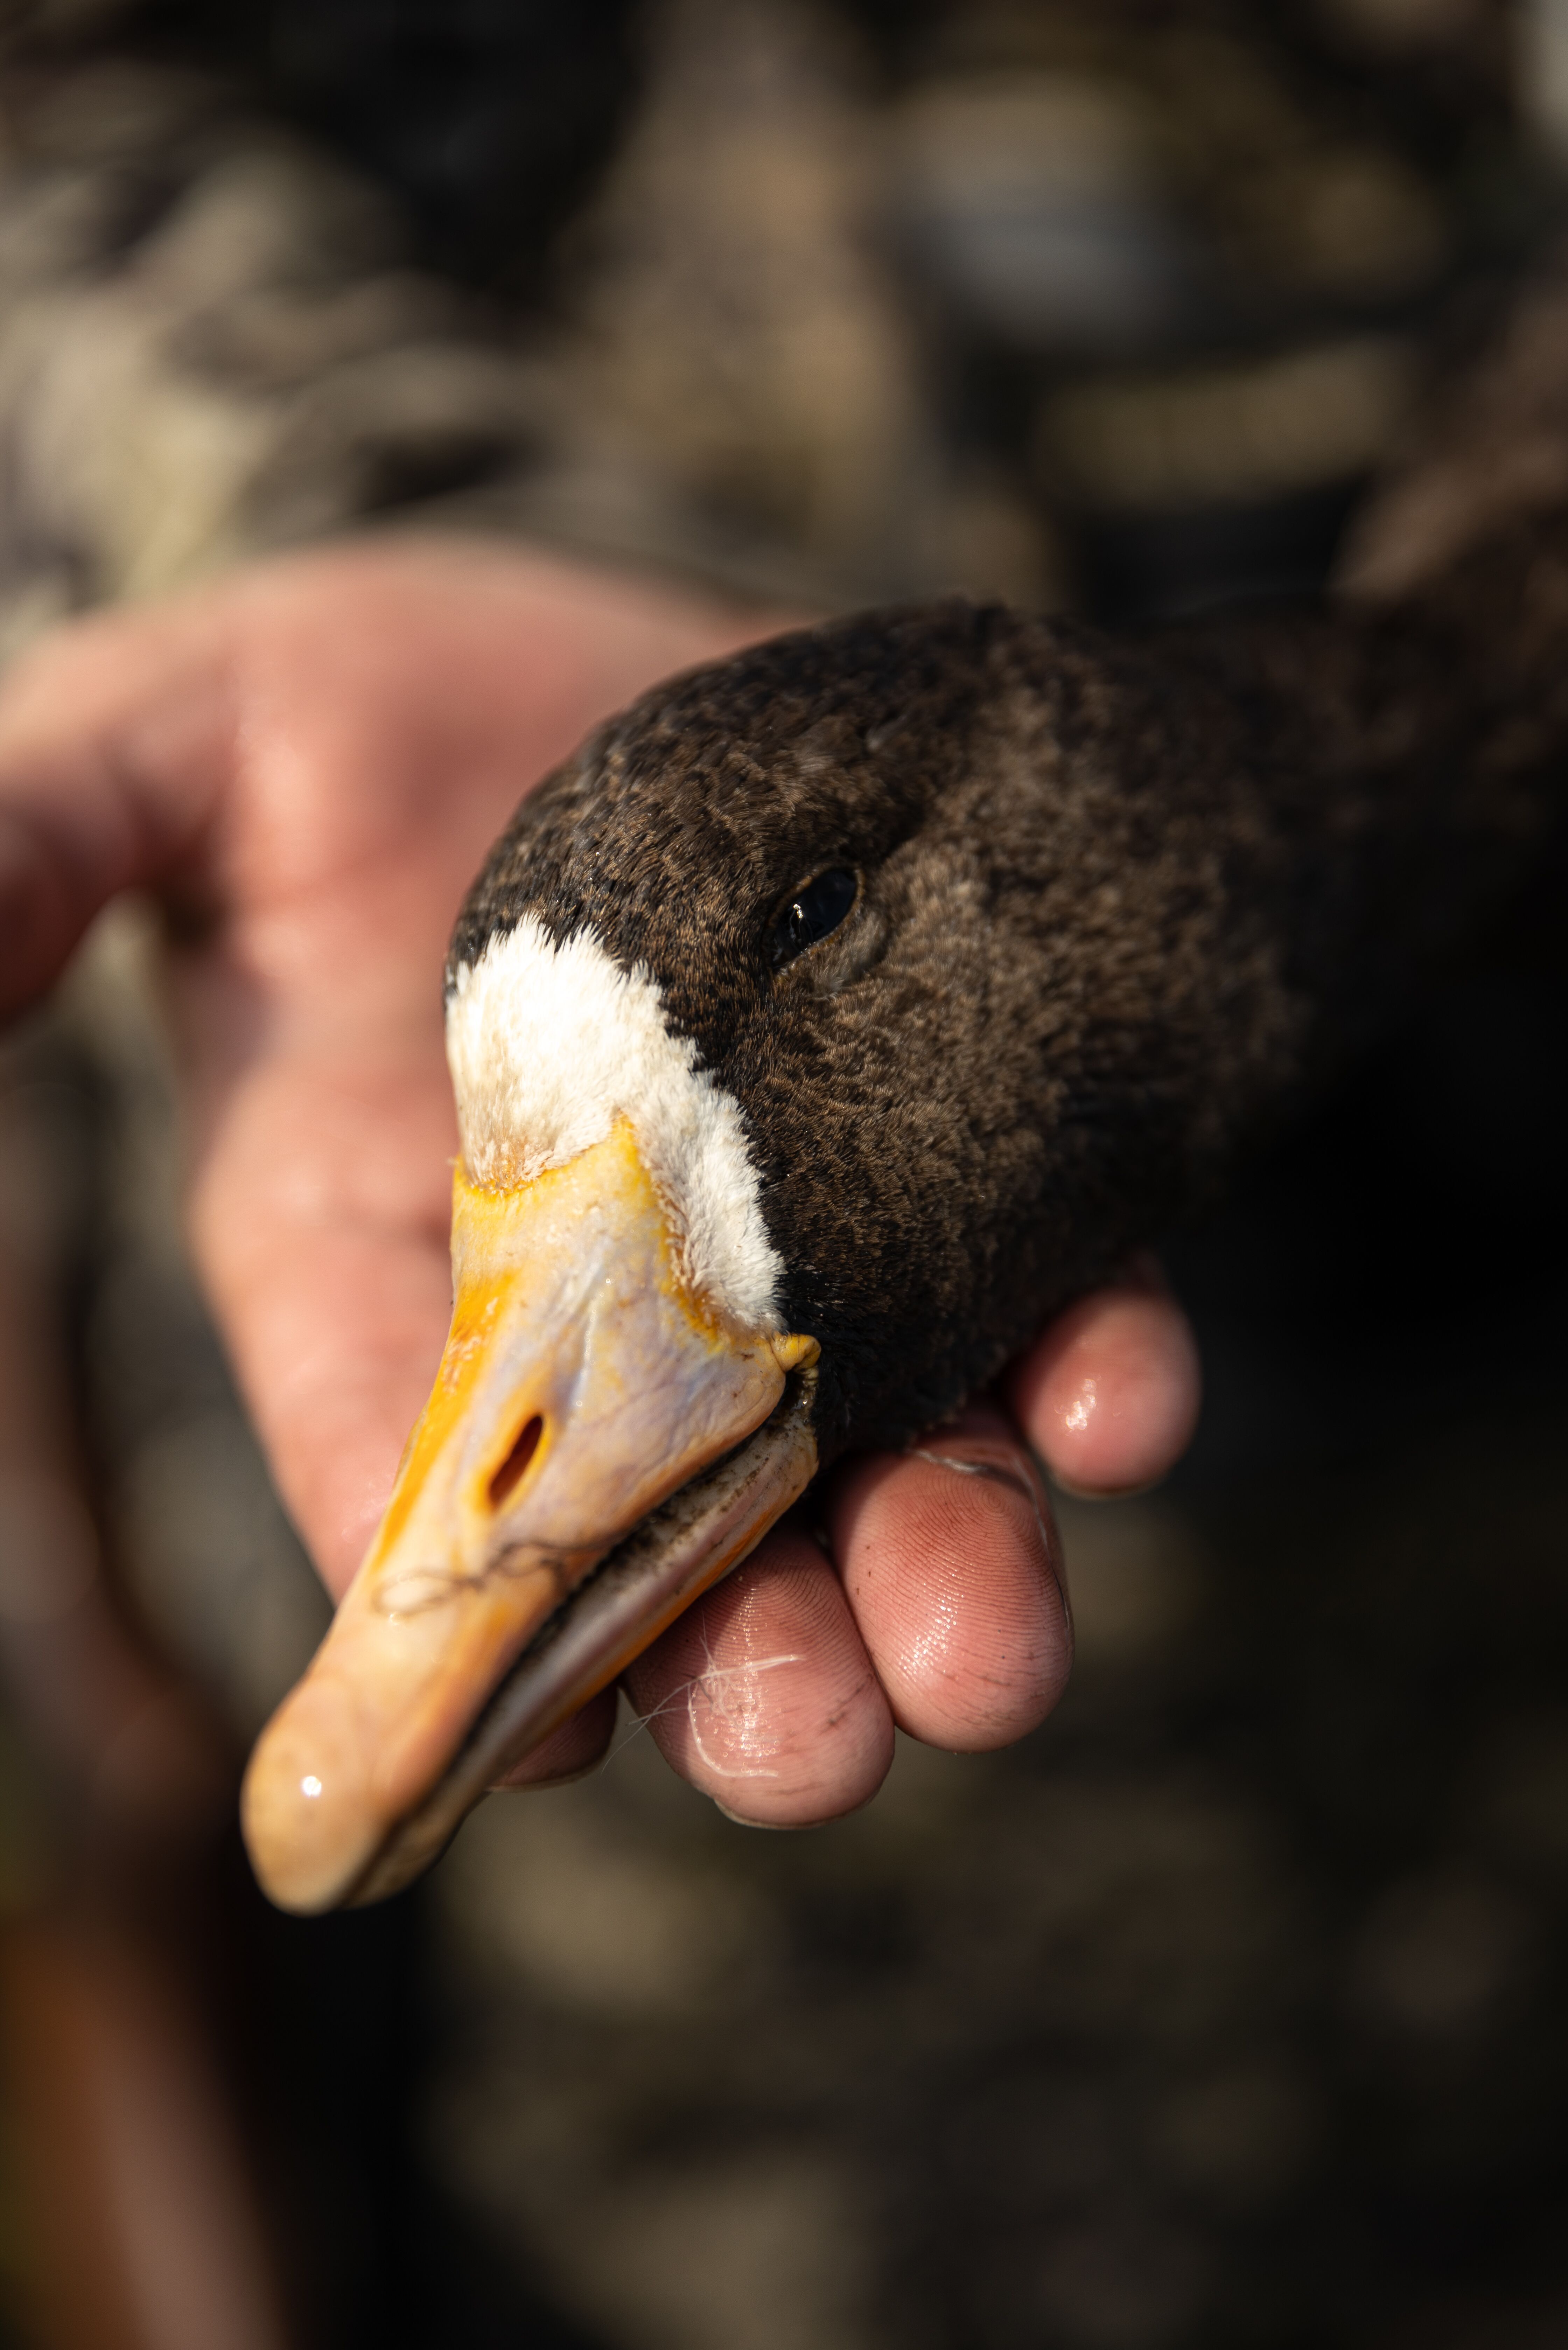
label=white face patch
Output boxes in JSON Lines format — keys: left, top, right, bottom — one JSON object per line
{"left": 445, "top": 914, "right": 783, "bottom": 1331}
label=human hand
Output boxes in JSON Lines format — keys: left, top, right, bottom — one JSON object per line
{"left": 0, "top": 541, "right": 1199, "bottom": 1827}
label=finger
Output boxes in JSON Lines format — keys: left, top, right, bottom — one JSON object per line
{"left": 0, "top": 602, "right": 231, "bottom": 1016}
{"left": 490, "top": 1686, "right": 617, "bottom": 1790}
{"left": 0, "top": 540, "right": 779, "bottom": 1026}
{"left": 826, "top": 1404, "right": 1072, "bottom": 1750}
{"left": 1003, "top": 1258, "right": 1200, "bottom": 1495}
{"left": 622, "top": 1519, "right": 894, "bottom": 1826}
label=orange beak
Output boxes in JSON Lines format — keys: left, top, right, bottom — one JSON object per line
{"left": 242, "top": 1122, "right": 817, "bottom": 1912}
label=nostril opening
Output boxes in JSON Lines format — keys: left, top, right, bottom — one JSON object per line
{"left": 488, "top": 1415, "right": 543, "bottom": 1510}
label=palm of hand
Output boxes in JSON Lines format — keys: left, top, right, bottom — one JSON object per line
{"left": 0, "top": 541, "right": 1198, "bottom": 1823}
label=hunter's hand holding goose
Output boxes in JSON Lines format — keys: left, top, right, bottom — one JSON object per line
{"left": 243, "top": 267, "right": 1568, "bottom": 1913}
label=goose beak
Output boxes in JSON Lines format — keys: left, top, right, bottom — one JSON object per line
{"left": 241, "top": 1121, "right": 818, "bottom": 1913}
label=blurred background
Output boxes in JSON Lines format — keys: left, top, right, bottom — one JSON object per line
{"left": 1, "top": 0, "right": 1567, "bottom": 2342}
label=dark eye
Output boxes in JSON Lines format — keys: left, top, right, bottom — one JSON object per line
{"left": 768, "top": 867, "right": 859, "bottom": 969}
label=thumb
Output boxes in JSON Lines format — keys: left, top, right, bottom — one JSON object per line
{"left": 0, "top": 598, "right": 233, "bottom": 1018}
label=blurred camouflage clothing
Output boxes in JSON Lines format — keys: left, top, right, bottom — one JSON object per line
{"left": 0, "top": 0, "right": 1541, "bottom": 652}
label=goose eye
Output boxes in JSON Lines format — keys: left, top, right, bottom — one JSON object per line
{"left": 768, "top": 867, "right": 859, "bottom": 969}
